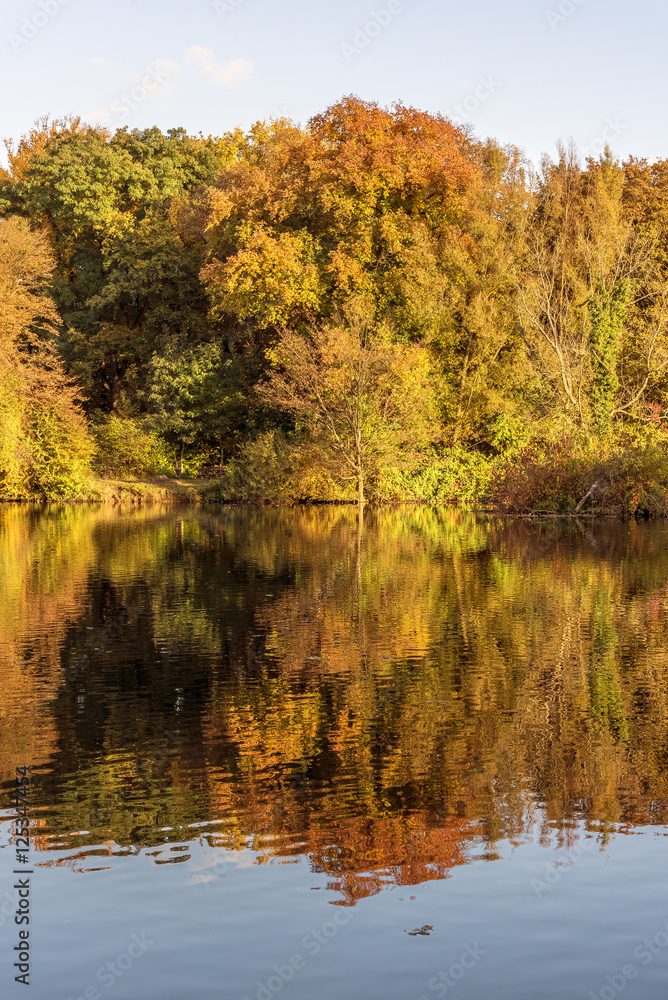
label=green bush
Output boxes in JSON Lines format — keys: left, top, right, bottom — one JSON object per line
{"left": 202, "top": 431, "right": 294, "bottom": 502}
{"left": 202, "top": 431, "right": 353, "bottom": 503}
{"left": 0, "top": 365, "right": 93, "bottom": 501}
{"left": 203, "top": 440, "right": 496, "bottom": 505}
{"left": 28, "top": 403, "right": 93, "bottom": 500}
{"left": 377, "top": 449, "right": 496, "bottom": 504}
{"left": 0, "top": 368, "right": 26, "bottom": 496}
{"left": 91, "top": 416, "right": 171, "bottom": 478}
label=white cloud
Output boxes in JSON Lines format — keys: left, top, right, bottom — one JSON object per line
{"left": 185, "top": 46, "right": 253, "bottom": 86}
{"left": 88, "top": 56, "right": 112, "bottom": 67}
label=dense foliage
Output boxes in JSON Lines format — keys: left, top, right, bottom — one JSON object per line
{"left": 3, "top": 102, "right": 668, "bottom": 507}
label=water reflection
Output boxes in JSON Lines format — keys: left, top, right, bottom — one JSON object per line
{"left": 1, "top": 505, "right": 668, "bottom": 904}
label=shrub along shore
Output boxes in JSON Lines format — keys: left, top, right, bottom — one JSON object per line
{"left": 3, "top": 100, "right": 668, "bottom": 516}
{"left": 8, "top": 441, "right": 667, "bottom": 518}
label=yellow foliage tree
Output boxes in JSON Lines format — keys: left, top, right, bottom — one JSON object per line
{"left": 259, "top": 317, "right": 439, "bottom": 506}
{"left": 0, "top": 217, "right": 92, "bottom": 498}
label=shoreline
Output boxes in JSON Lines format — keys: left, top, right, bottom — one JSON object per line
{"left": 0, "top": 477, "right": 661, "bottom": 519}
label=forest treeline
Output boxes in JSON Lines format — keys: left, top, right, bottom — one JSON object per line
{"left": 3, "top": 97, "right": 668, "bottom": 509}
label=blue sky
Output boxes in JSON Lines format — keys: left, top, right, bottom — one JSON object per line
{"left": 1, "top": 0, "right": 665, "bottom": 168}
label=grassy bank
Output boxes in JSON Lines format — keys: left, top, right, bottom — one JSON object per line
{"left": 77, "top": 476, "right": 217, "bottom": 505}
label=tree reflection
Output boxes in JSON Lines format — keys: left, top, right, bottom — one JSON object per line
{"left": 1, "top": 506, "right": 668, "bottom": 901}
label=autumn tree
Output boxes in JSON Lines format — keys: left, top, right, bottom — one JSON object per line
{"left": 515, "top": 144, "right": 667, "bottom": 434}
{"left": 198, "top": 99, "right": 539, "bottom": 450}
{"left": 620, "top": 155, "right": 668, "bottom": 425}
{"left": 0, "top": 218, "right": 91, "bottom": 497}
{"left": 436, "top": 137, "right": 529, "bottom": 445}
{"left": 8, "top": 104, "right": 668, "bottom": 498}
{"left": 258, "top": 318, "right": 438, "bottom": 506}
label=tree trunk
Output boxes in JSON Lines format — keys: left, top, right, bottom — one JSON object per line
{"left": 356, "top": 502, "right": 364, "bottom": 586}
{"left": 575, "top": 479, "right": 601, "bottom": 513}
{"left": 105, "top": 351, "right": 128, "bottom": 412}
{"left": 357, "top": 468, "right": 364, "bottom": 509}
{"left": 108, "top": 352, "right": 118, "bottom": 411}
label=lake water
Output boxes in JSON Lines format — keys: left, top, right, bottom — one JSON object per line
{"left": 1, "top": 504, "right": 667, "bottom": 1000}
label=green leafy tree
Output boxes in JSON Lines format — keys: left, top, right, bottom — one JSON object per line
{"left": 2, "top": 122, "right": 237, "bottom": 413}
{"left": 148, "top": 341, "right": 243, "bottom": 471}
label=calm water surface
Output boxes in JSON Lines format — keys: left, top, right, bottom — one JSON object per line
{"left": 1, "top": 505, "right": 667, "bottom": 1000}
